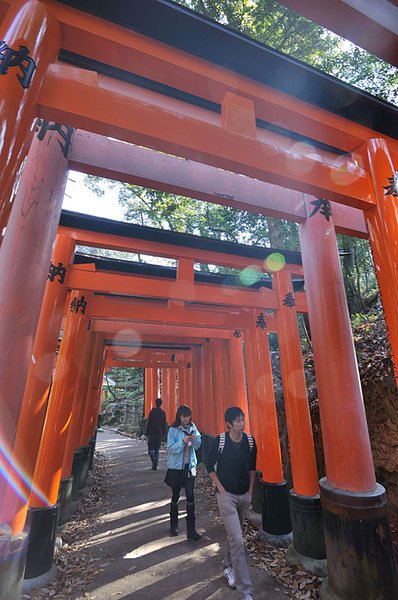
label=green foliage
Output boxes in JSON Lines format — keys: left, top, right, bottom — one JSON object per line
{"left": 102, "top": 368, "right": 144, "bottom": 434}
{"left": 175, "top": 0, "right": 398, "bottom": 105}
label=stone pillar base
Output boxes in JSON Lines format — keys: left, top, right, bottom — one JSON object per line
{"left": 57, "top": 476, "right": 73, "bottom": 527}
{"left": 0, "top": 526, "right": 30, "bottom": 600}
{"left": 22, "top": 564, "right": 57, "bottom": 596}
{"left": 24, "top": 504, "right": 59, "bottom": 580}
{"left": 320, "top": 477, "right": 398, "bottom": 600}
{"left": 286, "top": 543, "right": 327, "bottom": 577}
{"left": 290, "top": 490, "right": 326, "bottom": 561}
{"left": 261, "top": 479, "right": 292, "bottom": 537}
{"left": 257, "top": 527, "right": 293, "bottom": 547}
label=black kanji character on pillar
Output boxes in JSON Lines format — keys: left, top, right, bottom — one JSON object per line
{"left": 0, "top": 41, "right": 36, "bottom": 88}
{"left": 35, "top": 119, "right": 75, "bottom": 158}
{"left": 70, "top": 295, "right": 87, "bottom": 314}
{"left": 283, "top": 292, "right": 296, "bottom": 308}
{"left": 233, "top": 330, "right": 242, "bottom": 338}
{"left": 256, "top": 312, "right": 267, "bottom": 330}
{"left": 48, "top": 261, "right": 67, "bottom": 284}
{"left": 309, "top": 198, "right": 332, "bottom": 221}
{"left": 186, "top": 362, "right": 191, "bottom": 368}
{"left": 384, "top": 172, "right": 398, "bottom": 198}
{"left": 170, "top": 353, "right": 177, "bottom": 363}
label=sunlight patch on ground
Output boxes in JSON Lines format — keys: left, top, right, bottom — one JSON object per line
{"left": 101, "top": 498, "right": 170, "bottom": 522}
{"left": 87, "top": 514, "right": 170, "bottom": 547}
{"left": 90, "top": 543, "right": 221, "bottom": 598}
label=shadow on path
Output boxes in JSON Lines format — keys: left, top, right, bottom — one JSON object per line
{"left": 85, "top": 430, "right": 290, "bottom": 600}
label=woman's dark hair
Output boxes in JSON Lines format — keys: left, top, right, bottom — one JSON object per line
{"left": 172, "top": 404, "right": 192, "bottom": 427}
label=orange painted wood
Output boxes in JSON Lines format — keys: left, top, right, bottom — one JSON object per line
{"left": 80, "top": 333, "right": 104, "bottom": 446}
{"left": 299, "top": 194, "right": 377, "bottom": 492}
{"left": 29, "top": 291, "right": 92, "bottom": 508}
{"left": 69, "top": 266, "right": 278, "bottom": 309}
{"left": 0, "top": 127, "right": 69, "bottom": 531}
{"left": 0, "top": 0, "right": 61, "bottom": 230}
{"left": 244, "top": 324, "right": 283, "bottom": 480}
{"left": 62, "top": 328, "right": 94, "bottom": 478}
{"left": 2, "top": 235, "right": 75, "bottom": 533}
{"left": 202, "top": 339, "right": 216, "bottom": 435}
{"left": 229, "top": 334, "right": 250, "bottom": 432}
{"left": 365, "top": 140, "right": 398, "bottom": 388}
{"left": 144, "top": 368, "right": 155, "bottom": 417}
{"left": 13, "top": 0, "right": 397, "bottom": 156}
{"left": 210, "top": 340, "right": 226, "bottom": 434}
{"left": 39, "top": 64, "right": 375, "bottom": 210}
{"left": 274, "top": 269, "right": 319, "bottom": 496}
{"left": 70, "top": 132, "right": 368, "bottom": 237}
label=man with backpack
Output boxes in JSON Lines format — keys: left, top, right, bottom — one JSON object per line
{"left": 206, "top": 406, "right": 257, "bottom": 600}
{"left": 146, "top": 397, "right": 167, "bottom": 470}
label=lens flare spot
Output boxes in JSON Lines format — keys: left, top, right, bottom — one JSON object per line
{"left": 264, "top": 253, "right": 286, "bottom": 272}
{"left": 239, "top": 266, "right": 261, "bottom": 286}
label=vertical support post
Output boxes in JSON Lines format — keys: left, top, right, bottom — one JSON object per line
{"left": 193, "top": 346, "right": 206, "bottom": 431}
{"left": 23, "top": 291, "right": 90, "bottom": 580}
{"left": 61, "top": 326, "right": 94, "bottom": 485}
{"left": 274, "top": 267, "right": 324, "bottom": 567}
{"left": 144, "top": 368, "right": 154, "bottom": 417}
{"left": 163, "top": 370, "right": 174, "bottom": 425}
{"left": 299, "top": 194, "right": 397, "bottom": 597}
{"left": 167, "top": 369, "right": 177, "bottom": 422}
{"left": 0, "top": 0, "right": 61, "bottom": 230}
{"left": 177, "top": 368, "right": 186, "bottom": 409}
{"left": 0, "top": 123, "right": 70, "bottom": 533}
{"left": 274, "top": 268, "right": 319, "bottom": 497}
{"left": 79, "top": 334, "right": 104, "bottom": 448}
{"left": 202, "top": 339, "right": 215, "bottom": 435}
{"left": 1, "top": 235, "right": 75, "bottom": 537}
{"left": 364, "top": 140, "right": 398, "bottom": 384}
{"left": 229, "top": 332, "right": 250, "bottom": 430}
{"left": 244, "top": 321, "right": 292, "bottom": 542}
{"left": 210, "top": 339, "right": 226, "bottom": 433}
{"left": 29, "top": 291, "right": 91, "bottom": 510}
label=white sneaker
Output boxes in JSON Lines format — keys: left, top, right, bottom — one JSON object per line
{"left": 223, "top": 566, "right": 236, "bottom": 588}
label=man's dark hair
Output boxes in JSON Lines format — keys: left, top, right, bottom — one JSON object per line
{"left": 224, "top": 406, "right": 245, "bottom": 427}
{"left": 155, "top": 398, "right": 162, "bottom": 408}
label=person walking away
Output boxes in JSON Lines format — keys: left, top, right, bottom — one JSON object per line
{"left": 206, "top": 406, "right": 257, "bottom": 600}
{"left": 146, "top": 397, "right": 166, "bottom": 470}
{"left": 165, "top": 404, "right": 202, "bottom": 541}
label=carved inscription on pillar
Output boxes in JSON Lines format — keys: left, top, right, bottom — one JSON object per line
{"left": 384, "top": 172, "right": 398, "bottom": 198}
{"left": 0, "top": 41, "right": 36, "bottom": 88}
{"left": 35, "top": 119, "right": 74, "bottom": 158}
{"left": 48, "top": 261, "right": 67, "bottom": 284}
{"left": 256, "top": 312, "right": 267, "bottom": 330}
{"left": 308, "top": 197, "right": 332, "bottom": 221}
{"left": 70, "top": 295, "right": 87, "bottom": 315}
{"left": 283, "top": 292, "right": 295, "bottom": 308}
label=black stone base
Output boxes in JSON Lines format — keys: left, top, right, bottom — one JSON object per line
{"left": 261, "top": 479, "right": 292, "bottom": 536}
{"left": 88, "top": 434, "right": 97, "bottom": 470}
{"left": 77, "top": 445, "right": 91, "bottom": 491}
{"left": 0, "top": 525, "right": 30, "bottom": 600}
{"left": 71, "top": 448, "right": 83, "bottom": 502}
{"left": 290, "top": 489, "right": 326, "bottom": 560}
{"left": 251, "top": 471, "right": 263, "bottom": 515}
{"left": 320, "top": 477, "right": 398, "bottom": 600}
{"left": 57, "top": 477, "right": 73, "bottom": 527}
{"left": 24, "top": 505, "right": 59, "bottom": 579}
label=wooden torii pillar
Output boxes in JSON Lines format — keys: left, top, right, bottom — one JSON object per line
{"left": 299, "top": 193, "right": 398, "bottom": 599}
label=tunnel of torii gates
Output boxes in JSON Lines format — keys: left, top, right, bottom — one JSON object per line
{"left": 1, "top": 1, "right": 398, "bottom": 599}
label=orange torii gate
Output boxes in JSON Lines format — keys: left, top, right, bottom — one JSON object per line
{"left": 0, "top": 0, "right": 398, "bottom": 598}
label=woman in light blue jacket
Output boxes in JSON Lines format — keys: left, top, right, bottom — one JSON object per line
{"left": 165, "top": 404, "right": 202, "bottom": 541}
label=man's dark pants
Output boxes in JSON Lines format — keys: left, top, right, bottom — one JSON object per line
{"left": 148, "top": 434, "right": 162, "bottom": 468}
